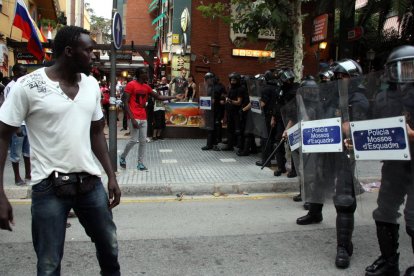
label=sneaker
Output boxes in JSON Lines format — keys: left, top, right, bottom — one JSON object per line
{"left": 146, "top": 137, "right": 152, "bottom": 143}
{"left": 137, "top": 163, "right": 148, "bottom": 171}
{"left": 119, "top": 156, "right": 126, "bottom": 168}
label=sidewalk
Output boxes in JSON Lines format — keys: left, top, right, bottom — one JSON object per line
{"left": 3, "top": 124, "right": 382, "bottom": 199}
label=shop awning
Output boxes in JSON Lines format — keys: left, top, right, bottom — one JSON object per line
{"left": 152, "top": 12, "right": 166, "bottom": 25}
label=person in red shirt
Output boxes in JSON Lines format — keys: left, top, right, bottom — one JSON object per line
{"left": 119, "top": 68, "right": 179, "bottom": 170}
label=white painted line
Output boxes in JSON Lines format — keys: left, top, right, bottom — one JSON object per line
{"left": 219, "top": 158, "right": 237, "bottom": 163}
{"left": 159, "top": 149, "right": 173, "bottom": 153}
{"left": 162, "top": 159, "right": 178, "bottom": 164}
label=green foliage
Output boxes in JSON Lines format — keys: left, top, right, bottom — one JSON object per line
{"left": 90, "top": 15, "right": 111, "bottom": 43}
{"left": 197, "top": 0, "right": 296, "bottom": 49}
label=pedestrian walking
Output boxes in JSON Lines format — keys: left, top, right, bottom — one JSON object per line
{"left": 119, "top": 68, "right": 180, "bottom": 170}
{"left": 4, "top": 63, "right": 30, "bottom": 186}
{"left": 153, "top": 76, "right": 169, "bottom": 140}
{"left": 0, "top": 26, "right": 122, "bottom": 275}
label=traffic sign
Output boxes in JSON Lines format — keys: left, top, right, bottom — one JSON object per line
{"left": 112, "top": 12, "right": 123, "bottom": 50}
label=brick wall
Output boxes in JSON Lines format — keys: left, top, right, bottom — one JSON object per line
{"left": 190, "top": 0, "right": 294, "bottom": 85}
{"left": 125, "top": 0, "right": 155, "bottom": 45}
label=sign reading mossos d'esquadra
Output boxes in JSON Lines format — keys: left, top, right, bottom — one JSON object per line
{"left": 199, "top": 97, "right": 212, "bottom": 110}
{"left": 350, "top": 116, "right": 411, "bottom": 160}
{"left": 287, "top": 123, "right": 301, "bottom": 151}
{"left": 301, "top": 117, "right": 343, "bottom": 153}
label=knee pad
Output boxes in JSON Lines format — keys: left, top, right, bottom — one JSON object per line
{"left": 334, "top": 195, "right": 356, "bottom": 213}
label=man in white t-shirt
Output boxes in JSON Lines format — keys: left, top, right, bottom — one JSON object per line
{"left": 4, "top": 63, "right": 30, "bottom": 186}
{"left": 0, "top": 26, "right": 121, "bottom": 275}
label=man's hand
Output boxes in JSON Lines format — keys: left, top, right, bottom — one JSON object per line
{"left": 271, "top": 117, "right": 276, "bottom": 128}
{"left": 282, "top": 130, "right": 288, "bottom": 139}
{"left": 107, "top": 176, "right": 121, "bottom": 209}
{"left": 175, "top": 94, "right": 184, "bottom": 101}
{"left": 0, "top": 193, "right": 14, "bottom": 231}
{"left": 131, "top": 119, "right": 139, "bottom": 129}
{"left": 407, "top": 124, "right": 414, "bottom": 142}
{"left": 344, "top": 138, "right": 354, "bottom": 150}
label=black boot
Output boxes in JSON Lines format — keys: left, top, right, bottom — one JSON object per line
{"left": 365, "top": 221, "right": 400, "bottom": 276}
{"left": 296, "top": 203, "right": 323, "bottom": 225}
{"left": 335, "top": 213, "right": 354, "bottom": 268}
{"left": 404, "top": 227, "right": 414, "bottom": 276}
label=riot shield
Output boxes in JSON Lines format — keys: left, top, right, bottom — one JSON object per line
{"left": 244, "top": 78, "right": 268, "bottom": 139}
{"left": 297, "top": 79, "right": 361, "bottom": 204}
{"left": 350, "top": 70, "right": 413, "bottom": 204}
{"left": 198, "top": 82, "right": 214, "bottom": 130}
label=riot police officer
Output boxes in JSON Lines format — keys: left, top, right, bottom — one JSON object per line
{"left": 296, "top": 59, "right": 369, "bottom": 269}
{"left": 271, "top": 68, "right": 300, "bottom": 176}
{"left": 237, "top": 75, "right": 258, "bottom": 156}
{"left": 201, "top": 72, "right": 226, "bottom": 150}
{"left": 221, "top": 72, "right": 245, "bottom": 151}
{"left": 255, "top": 70, "right": 280, "bottom": 167}
{"left": 365, "top": 46, "right": 414, "bottom": 276}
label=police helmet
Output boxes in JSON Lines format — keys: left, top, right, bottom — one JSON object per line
{"left": 332, "top": 59, "right": 362, "bottom": 78}
{"left": 300, "top": 76, "right": 319, "bottom": 102}
{"left": 319, "top": 69, "right": 334, "bottom": 82}
{"left": 278, "top": 68, "right": 295, "bottom": 83}
{"left": 263, "top": 70, "right": 276, "bottom": 82}
{"left": 228, "top": 72, "right": 241, "bottom": 82}
{"left": 204, "top": 72, "right": 216, "bottom": 80}
{"left": 385, "top": 45, "right": 414, "bottom": 83}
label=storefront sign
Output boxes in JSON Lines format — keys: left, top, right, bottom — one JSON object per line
{"left": 311, "top": 14, "right": 329, "bottom": 43}
{"left": 232, "top": 49, "right": 275, "bottom": 58}
{"left": 16, "top": 52, "right": 37, "bottom": 60}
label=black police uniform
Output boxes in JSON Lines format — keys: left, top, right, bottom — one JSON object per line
{"left": 366, "top": 80, "right": 414, "bottom": 276}
{"left": 222, "top": 76, "right": 245, "bottom": 151}
{"left": 203, "top": 79, "right": 226, "bottom": 149}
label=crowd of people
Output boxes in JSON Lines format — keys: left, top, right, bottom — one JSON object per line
{"left": 0, "top": 25, "right": 412, "bottom": 276}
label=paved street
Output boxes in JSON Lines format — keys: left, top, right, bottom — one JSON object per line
{"left": 3, "top": 137, "right": 382, "bottom": 199}
{"left": 0, "top": 192, "right": 412, "bottom": 276}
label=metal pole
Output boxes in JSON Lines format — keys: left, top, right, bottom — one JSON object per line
{"left": 109, "top": 0, "right": 118, "bottom": 171}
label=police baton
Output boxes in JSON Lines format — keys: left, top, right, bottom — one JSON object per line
{"left": 263, "top": 126, "right": 275, "bottom": 156}
{"left": 261, "top": 137, "right": 286, "bottom": 170}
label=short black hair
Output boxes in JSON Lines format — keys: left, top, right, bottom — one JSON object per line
{"left": 134, "top": 68, "right": 147, "bottom": 78}
{"left": 12, "top": 63, "right": 26, "bottom": 73}
{"left": 53, "top": 26, "right": 90, "bottom": 58}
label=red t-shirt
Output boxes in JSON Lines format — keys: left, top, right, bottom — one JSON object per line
{"left": 125, "top": 80, "right": 153, "bottom": 120}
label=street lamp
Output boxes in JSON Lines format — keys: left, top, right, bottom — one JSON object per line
{"left": 366, "top": 49, "right": 375, "bottom": 72}
{"left": 315, "top": 42, "right": 327, "bottom": 72}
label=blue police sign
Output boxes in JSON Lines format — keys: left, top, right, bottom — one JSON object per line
{"left": 112, "top": 12, "right": 122, "bottom": 50}
{"left": 350, "top": 116, "right": 411, "bottom": 160}
{"left": 301, "top": 117, "right": 343, "bottom": 153}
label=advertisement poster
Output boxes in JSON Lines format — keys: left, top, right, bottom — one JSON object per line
{"left": 165, "top": 102, "right": 201, "bottom": 127}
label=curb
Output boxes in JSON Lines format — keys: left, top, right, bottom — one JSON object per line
{"left": 4, "top": 176, "right": 380, "bottom": 200}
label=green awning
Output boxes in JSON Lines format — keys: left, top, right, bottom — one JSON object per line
{"left": 155, "top": 22, "right": 164, "bottom": 30}
{"left": 152, "top": 33, "right": 160, "bottom": 41}
{"left": 151, "top": 12, "right": 166, "bottom": 25}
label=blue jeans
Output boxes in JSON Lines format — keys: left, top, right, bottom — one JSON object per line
{"left": 31, "top": 178, "right": 120, "bottom": 276}
{"left": 120, "top": 119, "right": 147, "bottom": 163}
{"left": 9, "top": 125, "right": 30, "bottom": 163}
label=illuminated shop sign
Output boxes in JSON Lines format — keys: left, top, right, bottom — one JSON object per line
{"left": 232, "top": 49, "right": 275, "bottom": 58}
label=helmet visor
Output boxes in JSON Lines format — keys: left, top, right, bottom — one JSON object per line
{"left": 386, "top": 60, "right": 414, "bottom": 83}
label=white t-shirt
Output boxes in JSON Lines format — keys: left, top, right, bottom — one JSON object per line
{"left": 0, "top": 68, "right": 104, "bottom": 185}
{"left": 4, "top": 80, "right": 26, "bottom": 126}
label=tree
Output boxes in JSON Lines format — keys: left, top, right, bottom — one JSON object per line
{"left": 88, "top": 4, "right": 111, "bottom": 44}
{"left": 197, "top": 0, "right": 307, "bottom": 81}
